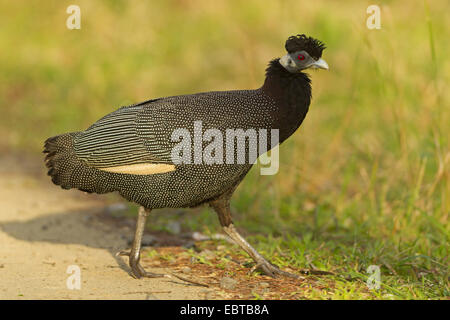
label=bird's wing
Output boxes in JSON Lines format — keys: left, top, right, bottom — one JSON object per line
{"left": 73, "top": 90, "right": 267, "bottom": 175}
{"left": 73, "top": 99, "right": 177, "bottom": 175}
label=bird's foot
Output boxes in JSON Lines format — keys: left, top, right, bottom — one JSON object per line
{"left": 249, "top": 258, "right": 304, "bottom": 279}
{"left": 117, "top": 250, "right": 165, "bottom": 279}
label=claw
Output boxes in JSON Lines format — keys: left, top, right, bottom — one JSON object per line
{"left": 116, "top": 250, "right": 130, "bottom": 257}
{"left": 249, "top": 262, "right": 276, "bottom": 277}
{"left": 118, "top": 248, "right": 165, "bottom": 279}
{"left": 249, "top": 259, "right": 305, "bottom": 279}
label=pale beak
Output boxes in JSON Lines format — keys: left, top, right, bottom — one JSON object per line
{"left": 311, "top": 58, "right": 329, "bottom": 70}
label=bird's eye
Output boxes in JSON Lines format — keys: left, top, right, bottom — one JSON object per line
{"left": 297, "top": 54, "right": 305, "bottom": 61}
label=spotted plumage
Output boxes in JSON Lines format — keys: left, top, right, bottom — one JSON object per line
{"left": 44, "top": 34, "right": 328, "bottom": 279}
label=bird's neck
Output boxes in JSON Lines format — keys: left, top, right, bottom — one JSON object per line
{"left": 261, "top": 59, "right": 312, "bottom": 143}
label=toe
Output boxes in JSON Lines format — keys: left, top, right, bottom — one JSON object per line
{"left": 116, "top": 250, "right": 131, "bottom": 257}
{"left": 142, "top": 272, "right": 165, "bottom": 278}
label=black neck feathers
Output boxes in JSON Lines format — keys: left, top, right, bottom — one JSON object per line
{"left": 261, "top": 59, "right": 312, "bottom": 143}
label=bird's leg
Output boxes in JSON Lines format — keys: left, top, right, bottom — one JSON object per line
{"left": 118, "top": 206, "right": 164, "bottom": 279}
{"left": 210, "top": 198, "right": 302, "bottom": 279}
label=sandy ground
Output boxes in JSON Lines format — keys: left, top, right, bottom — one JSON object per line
{"left": 0, "top": 155, "right": 207, "bottom": 300}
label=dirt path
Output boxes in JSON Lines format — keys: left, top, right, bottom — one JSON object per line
{"left": 0, "top": 156, "right": 207, "bottom": 300}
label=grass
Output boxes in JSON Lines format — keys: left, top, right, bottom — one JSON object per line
{"left": 0, "top": 0, "right": 448, "bottom": 299}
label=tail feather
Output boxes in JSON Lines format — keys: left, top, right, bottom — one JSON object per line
{"left": 44, "top": 133, "right": 124, "bottom": 195}
{"left": 43, "top": 132, "right": 160, "bottom": 208}
{"left": 44, "top": 133, "right": 79, "bottom": 189}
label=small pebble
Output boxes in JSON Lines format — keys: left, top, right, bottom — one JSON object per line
{"left": 220, "top": 277, "right": 238, "bottom": 290}
{"left": 181, "top": 267, "right": 191, "bottom": 274}
{"left": 191, "top": 232, "right": 209, "bottom": 241}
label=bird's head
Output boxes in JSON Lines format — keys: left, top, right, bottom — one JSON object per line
{"left": 279, "top": 34, "right": 328, "bottom": 72}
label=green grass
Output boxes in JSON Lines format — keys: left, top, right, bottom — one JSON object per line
{"left": 1, "top": 0, "right": 448, "bottom": 299}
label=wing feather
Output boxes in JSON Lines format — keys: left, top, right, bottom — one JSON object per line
{"left": 73, "top": 103, "right": 172, "bottom": 169}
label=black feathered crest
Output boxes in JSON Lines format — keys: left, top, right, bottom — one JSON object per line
{"left": 285, "top": 34, "right": 326, "bottom": 60}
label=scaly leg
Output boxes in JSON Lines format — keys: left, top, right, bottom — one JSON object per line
{"left": 118, "top": 206, "right": 164, "bottom": 279}
{"left": 210, "top": 198, "right": 302, "bottom": 279}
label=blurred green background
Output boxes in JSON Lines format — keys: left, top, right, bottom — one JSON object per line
{"left": 0, "top": 0, "right": 448, "bottom": 299}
